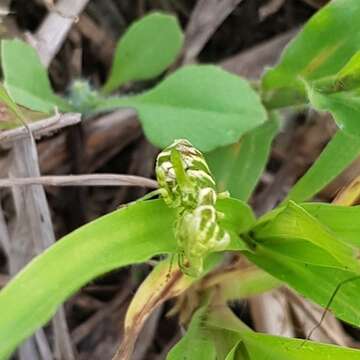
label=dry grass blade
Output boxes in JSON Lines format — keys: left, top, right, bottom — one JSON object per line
{"left": 249, "top": 289, "right": 296, "bottom": 337}
{"left": 112, "top": 261, "right": 194, "bottom": 360}
{"left": 333, "top": 175, "right": 360, "bottom": 205}
{"left": 0, "top": 174, "right": 158, "bottom": 188}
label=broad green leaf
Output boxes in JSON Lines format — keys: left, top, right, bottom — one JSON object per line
{"left": 303, "top": 203, "right": 360, "bottom": 248}
{"left": 208, "top": 306, "right": 360, "bottom": 360}
{"left": 167, "top": 306, "right": 216, "bottom": 360}
{"left": 246, "top": 246, "right": 360, "bottom": 328}
{"left": 0, "top": 197, "right": 251, "bottom": 357}
{"left": 102, "top": 12, "right": 184, "bottom": 94}
{"left": 262, "top": 0, "right": 360, "bottom": 108}
{"left": 0, "top": 200, "right": 176, "bottom": 358}
{"left": 252, "top": 202, "right": 360, "bottom": 271}
{"left": 96, "top": 65, "right": 267, "bottom": 152}
{"left": 206, "top": 115, "right": 279, "bottom": 201}
{"left": 1, "top": 39, "right": 69, "bottom": 113}
{"left": 245, "top": 202, "right": 360, "bottom": 326}
{"left": 285, "top": 130, "right": 360, "bottom": 202}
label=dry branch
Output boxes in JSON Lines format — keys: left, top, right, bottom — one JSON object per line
{"left": 0, "top": 174, "right": 158, "bottom": 188}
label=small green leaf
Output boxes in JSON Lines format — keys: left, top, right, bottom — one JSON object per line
{"left": 167, "top": 306, "right": 216, "bottom": 360}
{"left": 262, "top": 0, "right": 360, "bottom": 108}
{"left": 97, "top": 65, "right": 267, "bottom": 152}
{"left": 285, "top": 130, "right": 360, "bottom": 202}
{"left": 217, "top": 198, "right": 256, "bottom": 251}
{"left": 102, "top": 12, "right": 184, "bottom": 94}
{"left": 207, "top": 115, "right": 279, "bottom": 201}
{"left": 1, "top": 39, "right": 69, "bottom": 113}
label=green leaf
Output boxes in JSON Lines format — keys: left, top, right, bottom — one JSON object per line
{"left": 309, "top": 50, "right": 360, "bottom": 95}
{"left": 301, "top": 45, "right": 360, "bottom": 137}
{"left": 252, "top": 202, "right": 360, "bottom": 271}
{"left": 217, "top": 197, "right": 256, "bottom": 252}
{"left": 208, "top": 306, "right": 360, "bottom": 360}
{"left": 97, "top": 65, "right": 267, "bottom": 152}
{"left": 285, "top": 130, "right": 360, "bottom": 202}
{"left": 0, "top": 200, "right": 176, "bottom": 358}
{"left": 262, "top": 0, "right": 360, "bottom": 108}
{"left": 234, "top": 332, "right": 360, "bottom": 360}
{"left": 306, "top": 85, "right": 360, "bottom": 135}
{"left": 219, "top": 266, "right": 282, "bottom": 302}
{"left": 303, "top": 203, "right": 360, "bottom": 248}
{"left": 224, "top": 342, "right": 245, "bottom": 360}
{"left": 102, "top": 12, "right": 184, "bottom": 94}
{"left": 1, "top": 39, "right": 69, "bottom": 113}
{"left": 206, "top": 115, "right": 279, "bottom": 201}
{"left": 247, "top": 247, "right": 360, "bottom": 327}
{"left": 246, "top": 203, "right": 360, "bottom": 327}
{"left": 0, "top": 198, "right": 250, "bottom": 357}
{"left": 167, "top": 306, "right": 216, "bottom": 360}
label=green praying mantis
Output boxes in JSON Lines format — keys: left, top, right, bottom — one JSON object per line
{"left": 153, "top": 139, "right": 230, "bottom": 277}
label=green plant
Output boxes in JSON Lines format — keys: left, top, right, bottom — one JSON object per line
{"left": 2, "top": 1, "right": 360, "bottom": 359}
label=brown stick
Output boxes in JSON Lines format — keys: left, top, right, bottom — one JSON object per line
{"left": 0, "top": 174, "right": 158, "bottom": 188}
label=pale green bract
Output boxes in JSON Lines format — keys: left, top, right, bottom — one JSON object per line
{"left": 155, "top": 139, "right": 230, "bottom": 276}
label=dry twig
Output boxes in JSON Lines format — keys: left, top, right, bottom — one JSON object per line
{"left": 0, "top": 174, "right": 158, "bottom": 188}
